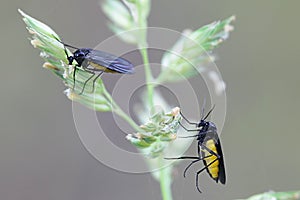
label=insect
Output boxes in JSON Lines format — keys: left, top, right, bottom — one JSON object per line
{"left": 166, "top": 104, "right": 226, "bottom": 193}
{"left": 54, "top": 36, "right": 134, "bottom": 94}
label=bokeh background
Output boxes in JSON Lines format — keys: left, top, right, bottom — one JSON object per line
{"left": 1, "top": 1, "right": 300, "bottom": 200}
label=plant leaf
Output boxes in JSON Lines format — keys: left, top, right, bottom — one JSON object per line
{"left": 19, "top": 9, "right": 112, "bottom": 112}
{"left": 101, "top": 0, "right": 150, "bottom": 44}
{"left": 157, "top": 16, "right": 235, "bottom": 83}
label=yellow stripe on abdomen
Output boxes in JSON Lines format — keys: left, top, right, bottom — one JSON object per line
{"left": 203, "top": 139, "right": 219, "bottom": 179}
{"left": 89, "top": 62, "right": 116, "bottom": 73}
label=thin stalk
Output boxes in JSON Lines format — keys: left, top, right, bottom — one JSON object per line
{"left": 136, "top": 1, "right": 154, "bottom": 108}
{"left": 131, "top": 8, "right": 174, "bottom": 200}
{"left": 136, "top": 3, "right": 172, "bottom": 200}
{"left": 114, "top": 104, "right": 142, "bottom": 132}
{"left": 103, "top": 88, "right": 142, "bottom": 132}
{"left": 139, "top": 47, "right": 154, "bottom": 108}
{"left": 159, "top": 160, "right": 173, "bottom": 200}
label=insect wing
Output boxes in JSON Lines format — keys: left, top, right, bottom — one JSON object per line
{"left": 85, "top": 50, "right": 134, "bottom": 74}
{"left": 215, "top": 136, "right": 226, "bottom": 184}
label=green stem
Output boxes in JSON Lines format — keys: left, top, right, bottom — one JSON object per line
{"left": 136, "top": 3, "right": 172, "bottom": 200}
{"left": 113, "top": 104, "right": 142, "bottom": 132}
{"left": 103, "top": 88, "right": 142, "bottom": 132}
{"left": 136, "top": 1, "right": 154, "bottom": 108}
{"left": 159, "top": 163, "right": 173, "bottom": 200}
{"left": 139, "top": 47, "right": 154, "bottom": 108}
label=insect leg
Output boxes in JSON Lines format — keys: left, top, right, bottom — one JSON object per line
{"left": 196, "top": 170, "right": 203, "bottom": 193}
{"left": 165, "top": 155, "right": 212, "bottom": 161}
{"left": 80, "top": 72, "right": 95, "bottom": 95}
{"left": 179, "top": 121, "right": 201, "bottom": 132}
{"left": 178, "top": 122, "right": 201, "bottom": 138}
{"left": 202, "top": 145, "right": 220, "bottom": 159}
{"left": 195, "top": 157, "right": 219, "bottom": 193}
{"left": 72, "top": 65, "right": 78, "bottom": 91}
{"left": 91, "top": 71, "right": 104, "bottom": 93}
{"left": 165, "top": 154, "right": 212, "bottom": 178}
{"left": 182, "top": 152, "right": 213, "bottom": 178}
{"left": 178, "top": 135, "right": 199, "bottom": 138}
{"left": 180, "top": 111, "right": 198, "bottom": 125}
{"left": 198, "top": 142, "right": 201, "bottom": 158}
{"left": 165, "top": 156, "right": 200, "bottom": 160}
{"left": 183, "top": 159, "right": 202, "bottom": 178}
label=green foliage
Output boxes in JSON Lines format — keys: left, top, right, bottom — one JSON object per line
{"left": 20, "top": 4, "right": 299, "bottom": 200}
{"left": 102, "top": 0, "right": 150, "bottom": 45}
{"left": 19, "top": 9, "right": 112, "bottom": 112}
{"left": 157, "top": 16, "right": 235, "bottom": 83}
{"left": 236, "top": 190, "right": 300, "bottom": 200}
{"left": 126, "top": 107, "right": 181, "bottom": 157}
{"left": 19, "top": 1, "right": 235, "bottom": 199}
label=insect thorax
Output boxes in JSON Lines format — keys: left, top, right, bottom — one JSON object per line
{"left": 73, "top": 48, "right": 91, "bottom": 66}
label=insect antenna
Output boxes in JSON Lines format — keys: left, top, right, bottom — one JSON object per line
{"left": 200, "top": 98, "right": 206, "bottom": 120}
{"left": 51, "top": 34, "right": 78, "bottom": 56}
{"left": 62, "top": 43, "right": 79, "bottom": 49}
{"left": 52, "top": 35, "right": 68, "bottom": 56}
{"left": 203, "top": 104, "right": 215, "bottom": 121}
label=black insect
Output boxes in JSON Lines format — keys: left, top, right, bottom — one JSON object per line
{"left": 55, "top": 36, "right": 134, "bottom": 94}
{"left": 166, "top": 104, "right": 226, "bottom": 193}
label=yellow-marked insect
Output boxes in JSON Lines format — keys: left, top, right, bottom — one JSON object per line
{"left": 166, "top": 104, "right": 226, "bottom": 193}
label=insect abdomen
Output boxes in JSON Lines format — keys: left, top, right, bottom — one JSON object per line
{"left": 88, "top": 62, "right": 117, "bottom": 73}
{"left": 203, "top": 139, "right": 220, "bottom": 181}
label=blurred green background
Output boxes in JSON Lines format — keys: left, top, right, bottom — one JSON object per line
{"left": 1, "top": 1, "right": 300, "bottom": 200}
